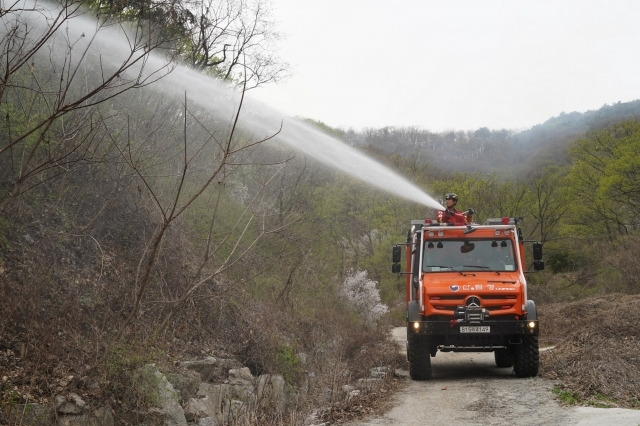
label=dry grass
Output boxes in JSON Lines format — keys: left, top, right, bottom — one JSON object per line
{"left": 539, "top": 294, "right": 640, "bottom": 408}
{"left": 0, "top": 196, "right": 407, "bottom": 423}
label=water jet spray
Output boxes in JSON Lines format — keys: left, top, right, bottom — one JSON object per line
{"left": 19, "top": 1, "right": 445, "bottom": 212}
{"left": 147, "top": 65, "right": 446, "bottom": 211}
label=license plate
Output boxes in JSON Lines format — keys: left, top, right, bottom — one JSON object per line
{"left": 460, "top": 326, "right": 490, "bottom": 333}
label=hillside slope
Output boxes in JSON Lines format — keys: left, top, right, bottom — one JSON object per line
{"left": 539, "top": 294, "right": 640, "bottom": 407}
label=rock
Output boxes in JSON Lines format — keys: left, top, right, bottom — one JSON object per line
{"left": 54, "top": 393, "right": 86, "bottom": 414}
{"left": 166, "top": 369, "right": 202, "bottom": 402}
{"left": 228, "top": 367, "right": 253, "bottom": 385}
{"left": 184, "top": 382, "right": 228, "bottom": 423}
{"left": 179, "top": 357, "right": 242, "bottom": 382}
{"left": 356, "top": 377, "right": 381, "bottom": 391}
{"left": 195, "top": 417, "right": 218, "bottom": 426}
{"left": 135, "top": 364, "right": 187, "bottom": 426}
{"left": 345, "top": 389, "right": 360, "bottom": 403}
{"left": 223, "top": 399, "right": 249, "bottom": 425}
{"left": 369, "top": 366, "right": 392, "bottom": 378}
{"left": 184, "top": 395, "right": 211, "bottom": 421}
{"left": 56, "top": 406, "right": 114, "bottom": 426}
{"left": 256, "top": 374, "right": 286, "bottom": 413}
{"left": 3, "top": 357, "right": 310, "bottom": 425}
{"left": 341, "top": 385, "right": 360, "bottom": 402}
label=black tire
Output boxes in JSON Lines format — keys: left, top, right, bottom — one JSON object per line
{"left": 513, "top": 335, "right": 539, "bottom": 377}
{"left": 407, "top": 335, "right": 432, "bottom": 380}
{"left": 494, "top": 348, "right": 514, "bottom": 368}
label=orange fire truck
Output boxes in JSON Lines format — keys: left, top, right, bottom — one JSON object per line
{"left": 392, "top": 217, "right": 544, "bottom": 380}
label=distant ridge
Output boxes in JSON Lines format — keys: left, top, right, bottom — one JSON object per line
{"left": 352, "top": 100, "right": 640, "bottom": 177}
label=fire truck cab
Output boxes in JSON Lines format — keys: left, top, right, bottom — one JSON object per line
{"left": 392, "top": 217, "right": 543, "bottom": 380}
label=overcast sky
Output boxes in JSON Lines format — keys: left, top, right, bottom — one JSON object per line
{"left": 250, "top": 0, "right": 640, "bottom": 132}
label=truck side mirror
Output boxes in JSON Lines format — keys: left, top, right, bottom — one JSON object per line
{"left": 532, "top": 242, "right": 543, "bottom": 260}
{"left": 392, "top": 245, "right": 401, "bottom": 263}
{"left": 532, "top": 242, "right": 544, "bottom": 270}
{"left": 392, "top": 245, "right": 402, "bottom": 273}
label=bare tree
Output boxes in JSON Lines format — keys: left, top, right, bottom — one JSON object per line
{"left": 0, "top": 0, "right": 174, "bottom": 210}
{"left": 102, "top": 88, "right": 300, "bottom": 337}
{"left": 184, "top": 0, "right": 287, "bottom": 88}
{"left": 87, "top": 0, "right": 288, "bottom": 89}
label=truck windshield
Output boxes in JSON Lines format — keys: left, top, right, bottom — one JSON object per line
{"left": 422, "top": 239, "right": 516, "bottom": 272}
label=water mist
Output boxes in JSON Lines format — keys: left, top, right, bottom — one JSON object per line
{"left": 157, "top": 67, "right": 446, "bottom": 211}
{"left": 19, "top": 1, "right": 445, "bottom": 212}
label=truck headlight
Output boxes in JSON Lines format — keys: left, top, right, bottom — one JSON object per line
{"left": 527, "top": 321, "right": 536, "bottom": 330}
{"left": 413, "top": 321, "right": 420, "bottom": 331}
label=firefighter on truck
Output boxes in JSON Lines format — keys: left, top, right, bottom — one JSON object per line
{"left": 435, "top": 193, "right": 474, "bottom": 226}
{"left": 391, "top": 196, "right": 544, "bottom": 380}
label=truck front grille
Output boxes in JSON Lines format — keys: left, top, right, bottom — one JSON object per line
{"left": 429, "top": 294, "right": 517, "bottom": 315}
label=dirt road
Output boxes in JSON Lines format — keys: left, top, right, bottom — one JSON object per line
{"left": 348, "top": 327, "right": 640, "bottom": 426}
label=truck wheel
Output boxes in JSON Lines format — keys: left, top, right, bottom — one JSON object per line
{"left": 513, "top": 335, "right": 539, "bottom": 377}
{"left": 408, "top": 335, "right": 432, "bottom": 380}
{"left": 494, "top": 348, "right": 514, "bottom": 368}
